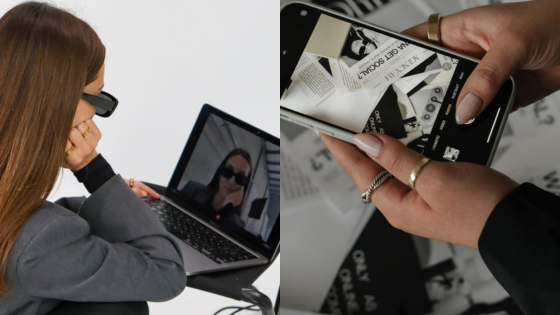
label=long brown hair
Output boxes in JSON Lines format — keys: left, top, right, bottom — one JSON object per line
{"left": 207, "top": 148, "right": 253, "bottom": 215}
{"left": 0, "top": 1, "right": 105, "bottom": 297}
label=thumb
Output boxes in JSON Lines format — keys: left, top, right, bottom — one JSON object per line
{"left": 455, "top": 37, "right": 522, "bottom": 125}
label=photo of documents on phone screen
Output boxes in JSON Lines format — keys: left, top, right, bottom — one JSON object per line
{"left": 281, "top": 14, "right": 461, "bottom": 153}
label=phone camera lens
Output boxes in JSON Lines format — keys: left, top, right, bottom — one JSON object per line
{"left": 423, "top": 114, "right": 431, "bottom": 121}
{"left": 300, "top": 10, "right": 308, "bottom": 16}
{"left": 431, "top": 96, "right": 438, "bottom": 102}
{"left": 434, "top": 87, "right": 442, "bottom": 93}
{"left": 282, "top": 50, "right": 289, "bottom": 56}
{"left": 426, "top": 104, "right": 435, "bottom": 112}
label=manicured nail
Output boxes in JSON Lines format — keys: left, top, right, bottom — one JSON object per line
{"left": 314, "top": 130, "right": 320, "bottom": 136}
{"left": 353, "top": 133, "right": 383, "bottom": 157}
{"left": 456, "top": 93, "right": 482, "bottom": 125}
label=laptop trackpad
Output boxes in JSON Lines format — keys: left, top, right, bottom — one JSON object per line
{"left": 175, "top": 239, "right": 221, "bottom": 274}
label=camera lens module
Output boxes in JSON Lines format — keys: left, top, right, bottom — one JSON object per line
{"left": 423, "top": 114, "right": 431, "bottom": 121}
{"left": 426, "top": 104, "right": 436, "bottom": 113}
{"left": 434, "top": 87, "right": 442, "bottom": 94}
{"left": 431, "top": 96, "right": 438, "bottom": 102}
{"left": 300, "top": 10, "right": 308, "bottom": 16}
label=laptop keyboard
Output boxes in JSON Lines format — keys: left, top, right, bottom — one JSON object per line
{"left": 144, "top": 198, "right": 258, "bottom": 264}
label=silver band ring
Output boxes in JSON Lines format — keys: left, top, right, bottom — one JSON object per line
{"left": 361, "top": 170, "right": 393, "bottom": 204}
{"left": 409, "top": 157, "right": 431, "bottom": 189}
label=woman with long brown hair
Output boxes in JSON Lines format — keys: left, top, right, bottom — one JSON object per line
{"left": 181, "top": 148, "right": 253, "bottom": 228}
{"left": 0, "top": 2, "right": 186, "bottom": 314}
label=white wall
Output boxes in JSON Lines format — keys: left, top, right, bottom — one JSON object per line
{"left": 0, "top": 0, "right": 279, "bottom": 313}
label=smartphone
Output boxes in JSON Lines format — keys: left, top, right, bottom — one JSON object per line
{"left": 280, "top": 2, "right": 516, "bottom": 166}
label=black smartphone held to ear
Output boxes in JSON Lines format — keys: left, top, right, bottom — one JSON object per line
{"left": 280, "top": 2, "right": 516, "bottom": 166}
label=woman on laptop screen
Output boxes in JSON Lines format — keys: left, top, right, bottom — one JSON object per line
{"left": 181, "top": 148, "right": 252, "bottom": 228}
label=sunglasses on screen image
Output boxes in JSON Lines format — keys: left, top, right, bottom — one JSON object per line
{"left": 81, "top": 91, "right": 119, "bottom": 118}
{"left": 219, "top": 165, "right": 250, "bottom": 187}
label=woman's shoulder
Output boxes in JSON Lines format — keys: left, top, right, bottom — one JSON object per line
{"left": 182, "top": 180, "right": 209, "bottom": 194}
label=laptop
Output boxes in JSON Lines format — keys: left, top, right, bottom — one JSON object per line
{"left": 143, "top": 104, "right": 280, "bottom": 275}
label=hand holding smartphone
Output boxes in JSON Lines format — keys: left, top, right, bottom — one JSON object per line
{"left": 280, "top": 2, "right": 516, "bottom": 166}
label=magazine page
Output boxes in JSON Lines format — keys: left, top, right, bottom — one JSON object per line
{"left": 319, "top": 211, "right": 523, "bottom": 315}
{"left": 281, "top": 120, "right": 375, "bottom": 311}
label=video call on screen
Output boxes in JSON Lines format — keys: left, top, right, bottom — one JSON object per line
{"left": 179, "top": 114, "right": 280, "bottom": 243}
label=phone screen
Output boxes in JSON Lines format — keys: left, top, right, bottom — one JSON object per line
{"left": 280, "top": 3, "right": 514, "bottom": 165}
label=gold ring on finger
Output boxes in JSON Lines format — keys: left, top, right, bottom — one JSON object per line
{"left": 82, "top": 127, "right": 91, "bottom": 138}
{"left": 129, "top": 178, "right": 135, "bottom": 188}
{"left": 65, "top": 145, "right": 76, "bottom": 157}
{"left": 427, "top": 13, "right": 442, "bottom": 45}
{"left": 409, "top": 157, "right": 431, "bottom": 190}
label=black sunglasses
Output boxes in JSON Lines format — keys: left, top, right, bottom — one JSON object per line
{"left": 219, "top": 165, "right": 250, "bottom": 186}
{"left": 356, "top": 29, "right": 378, "bottom": 57}
{"left": 81, "top": 91, "right": 119, "bottom": 118}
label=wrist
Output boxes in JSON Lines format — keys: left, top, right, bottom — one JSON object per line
{"left": 70, "top": 150, "right": 99, "bottom": 173}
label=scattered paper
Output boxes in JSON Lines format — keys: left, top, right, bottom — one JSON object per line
{"left": 292, "top": 53, "right": 336, "bottom": 106}
{"left": 330, "top": 58, "right": 362, "bottom": 95}
{"left": 282, "top": 127, "right": 363, "bottom": 213}
{"left": 352, "top": 39, "right": 435, "bottom": 97}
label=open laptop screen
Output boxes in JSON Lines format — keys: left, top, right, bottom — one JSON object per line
{"left": 168, "top": 105, "right": 280, "bottom": 256}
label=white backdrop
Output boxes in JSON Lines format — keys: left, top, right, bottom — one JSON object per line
{"left": 0, "top": 0, "right": 279, "bottom": 313}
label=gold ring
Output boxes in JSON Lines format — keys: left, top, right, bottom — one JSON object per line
{"left": 65, "top": 145, "right": 76, "bottom": 157}
{"left": 129, "top": 178, "right": 135, "bottom": 188}
{"left": 427, "top": 13, "right": 442, "bottom": 45}
{"left": 82, "top": 127, "right": 91, "bottom": 138}
{"left": 409, "top": 157, "right": 431, "bottom": 189}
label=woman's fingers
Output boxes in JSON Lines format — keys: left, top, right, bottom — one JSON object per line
{"left": 124, "top": 178, "right": 161, "bottom": 198}
{"left": 131, "top": 187, "right": 147, "bottom": 197}
{"left": 66, "top": 127, "right": 91, "bottom": 161}
{"left": 65, "top": 139, "right": 73, "bottom": 152}
{"left": 65, "top": 120, "right": 101, "bottom": 171}
{"left": 76, "top": 121, "right": 89, "bottom": 135}
{"left": 135, "top": 181, "right": 161, "bottom": 198}
{"left": 455, "top": 36, "right": 524, "bottom": 124}
{"left": 85, "top": 119, "right": 102, "bottom": 140}
{"left": 320, "top": 133, "right": 382, "bottom": 192}
{"left": 321, "top": 134, "right": 411, "bottom": 217}
{"left": 352, "top": 132, "right": 442, "bottom": 198}
{"left": 401, "top": 22, "right": 428, "bottom": 41}
{"left": 400, "top": 14, "right": 486, "bottom": 59}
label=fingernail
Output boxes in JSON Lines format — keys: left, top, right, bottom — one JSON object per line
{"left": 353, "top": 133, "right": 383, "bottom": 157}
{"left": 456, "top": 93, "right": 482, "bottom": 125}
{"left": 314, "top": 130, "right": 320, "bottom": 137}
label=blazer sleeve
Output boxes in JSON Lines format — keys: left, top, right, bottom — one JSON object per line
{"left": 478, "top": 183, "right": 560, "bottom": 315}
{"left": 16, "top": 175, "right": 187, "bottom": 302}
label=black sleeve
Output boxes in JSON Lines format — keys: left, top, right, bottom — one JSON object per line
{"left": 73, "top": 154, "right": 117, "bottom": 194}
{"left": 478, "top": 183, "right": 560, "bottom": 315}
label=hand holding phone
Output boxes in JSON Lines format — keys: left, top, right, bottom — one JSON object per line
{"left": 281, "top": 2, "right": 516, "bottom": 166}
{"left": 400, "top": 1, "right": 560, "bottom": 123}
{"left": 320, "top": 130, "right": 519, "bottom": 249}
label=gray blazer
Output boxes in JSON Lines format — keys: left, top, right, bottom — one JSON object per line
{"left": 0, "top": 175, "right": 187, "bottom": 315}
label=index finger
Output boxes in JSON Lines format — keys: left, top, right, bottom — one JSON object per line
{"left": 84, "top": 119, "right": 101, "bottom": 138}
{"left": 402, "top": 22, "right": 428, "bottom": 41}
{"left": 135, "top": 181, "right": 161, "bottom": 199}
{"left": 320, "top": 134, "right": 411, "bottom": 207}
